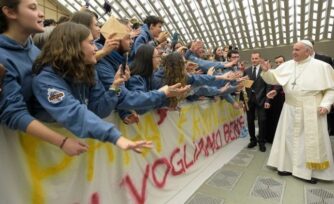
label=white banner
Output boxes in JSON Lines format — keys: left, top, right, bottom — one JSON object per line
{"left": 0, "top": 100, "right": 248, "bottom": 204}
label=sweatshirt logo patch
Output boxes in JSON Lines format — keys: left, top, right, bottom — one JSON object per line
{"left": 47, "top": 88, "right": 65, "bottom": 104}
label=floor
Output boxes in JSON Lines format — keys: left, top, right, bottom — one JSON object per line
{"left": 181, "top": 136, "right": 334, "bottom": 204}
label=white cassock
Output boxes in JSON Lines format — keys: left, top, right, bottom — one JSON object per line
{"left": 261, "top": 56, "right": 334, "bottom": 181}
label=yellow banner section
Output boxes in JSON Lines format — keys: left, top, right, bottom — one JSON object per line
{"left": 0, "top": 99, "right": 247, "bottom": 204}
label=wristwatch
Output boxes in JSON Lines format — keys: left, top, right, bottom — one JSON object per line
{"left": 109, "top": 86, "right": 121, "bottom": 96}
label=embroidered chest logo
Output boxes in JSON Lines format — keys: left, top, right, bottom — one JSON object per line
{"left": 47, "top": 88, "right": 65, "bottom": 104}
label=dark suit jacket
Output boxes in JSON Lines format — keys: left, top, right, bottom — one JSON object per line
{"left": 315, "top": 53, "right": 333, "bottom": 68}
{"left": 243, "top": 66, "right": 271, "bottom": 107}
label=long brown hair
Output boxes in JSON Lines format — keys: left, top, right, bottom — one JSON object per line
{"left": 162, "top": 52, "right": 187, "bottom": 107}
{"left": 33, "top": 22, "right": 95, "bottom": 86}
{"left": 0, "top": 0, "right": 21, "bottom": 33}
{"left": 70, "top": 11, "right": 96, "bottom": 28}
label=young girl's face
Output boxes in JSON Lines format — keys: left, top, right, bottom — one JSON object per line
{"left": 215, "top": 47, "right": 223, "bottom": 56}
{"left": 81, "top": 33, "right": 97, "bottom": 65}
{"left": 9, "top": 0, "right": 44, "bottom": 34}
{"left": 152, "top": 49, "right": 161, "bottom": 70}
{"left": 90, "top": 16, "right": 101, "bottom": 40}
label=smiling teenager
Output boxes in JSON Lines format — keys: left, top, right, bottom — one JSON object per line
{"left": 0, "top": 0, "right": 88, "bottom": 156}
{"left": 32, "top": 22, "right": 153, "bottom": 153}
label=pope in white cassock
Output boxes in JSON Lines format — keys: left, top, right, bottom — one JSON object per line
{"left": 261, "top": 40, "right": 334, "bottom": 184}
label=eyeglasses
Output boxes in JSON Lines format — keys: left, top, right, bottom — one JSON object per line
{"left": 231, "top": 56, "right": 240, "bottom": 58}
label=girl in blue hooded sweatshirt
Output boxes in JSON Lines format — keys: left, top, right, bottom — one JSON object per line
{"left": 0, "top": 0, "right": 87, "bottom": 156}
{"left": 32, "top": 22, "right": 152, "bottom": 152}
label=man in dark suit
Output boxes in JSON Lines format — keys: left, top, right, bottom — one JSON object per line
{"left": 314, "top": 53, "right": 334, "bottom": 67}
{"left": 309, "top": 40, "right": 334, "bottom": 135}
{"left": 244, "top": 52, "right": 271, "bottom": 152}
{"left": 315, "top": 53, "right": 334, "bottom": 135}
{"left": 265, "top": 56, "right": 285, "bottom": 143}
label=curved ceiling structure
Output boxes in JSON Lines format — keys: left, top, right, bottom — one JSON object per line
{"left": 57, "top": 0, "right": 334, "bottom": 50}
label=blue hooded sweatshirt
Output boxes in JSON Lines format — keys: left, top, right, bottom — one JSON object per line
{"left": 96, "top": 50, "right": 166, "bottom": 112}
{"left": 185, "top": 49, "right": 227, "bottom": 73}
{"left": 0, "top": 34, "right": 40, "bottom": 131}
{"left": 129, "top": 24, "right": 157, "bottom": 61}
{"left": 32, "top": 66, "right": 121, "bottom": 144}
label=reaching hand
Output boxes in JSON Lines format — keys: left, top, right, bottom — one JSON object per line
{"left": 123, "top": 111, "right": 139, "bottom": 124}
{"left": 207, "top": 67, "right": 215, "bottom": 76}
{"left": 220, "top": 71, "right": 237, "bottom": 80}
{"left": 185, "top": 61, "right": 199, "bottom": 73}
{"left": 116, "top": 136, "right": 153, "bottom": 153}
{"left": 176, "top": 46, "right": 187, "bottom": 54}
{"left": 62, "top": 137, "right": 88, "bottom": 156}
{"left": 159, "top": 83, "right": 191, "bottom": 97}
{"left": 219, "top": 82, "right": 231, "bottom": 94}
{"left": 224, "top": 59, "right": 238, "bottom": 68}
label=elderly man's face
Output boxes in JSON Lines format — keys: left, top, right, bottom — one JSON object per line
{"left": 292, "top": 43, "right": 310, "bottom": 62}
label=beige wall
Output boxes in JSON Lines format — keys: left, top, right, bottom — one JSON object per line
{"left": 239, "top": 40, "right": 334, "bottom": 67}
{"left": 37, "top": 0, "right": 70, "bottom": 21}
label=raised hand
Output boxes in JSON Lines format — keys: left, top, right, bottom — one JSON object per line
{"left": 176, "top": 46, "right": 187, "bottom": 54}
{"left": 260, "top": 59, "right": 271, "bottom": 72}
{"left": 102, "top": 33, "right": 121, "bottom": 55}
{"left": 157, "top": 31, "right": 169, "bottom": 44}
{"left": 130, "top": 28, "right": 141, "bottom": 39}
{"left": 112, "top": 65, "right": 130, "bottom": 88}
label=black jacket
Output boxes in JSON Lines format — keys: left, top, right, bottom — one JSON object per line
{"left": 315, "top": 53, "right": 333, "bottom": 68}
{"left": 243, "top": 66, "right": 271, "bottom": 107}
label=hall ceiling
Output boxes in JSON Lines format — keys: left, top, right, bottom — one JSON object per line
{"left": 57, "top": 0, "right": 334, "bottom": 50}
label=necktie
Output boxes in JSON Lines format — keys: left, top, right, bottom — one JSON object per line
{"left": 252, "top": 66, "right": 257, "bottom": 80}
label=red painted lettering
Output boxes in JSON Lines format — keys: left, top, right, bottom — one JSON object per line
{"left": 184, "top": 144, "right": 194, "bottom": 169}
{"left": 223, "top": 124, "right": 231, "bottom": 143}
{"left": 170, "top": 147, "right": 186, "bottom": 176}
{"left": 121, "top": 164, "right": 150, "bottom": 204}
{"left": 91, "top": 192, "right": 100, "bottom": 204}
{"left": 215, "top": 130, "right": 223, "bottom": 149}
{"left": 152, "top": 158, "right": 171, "bottom": 188}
